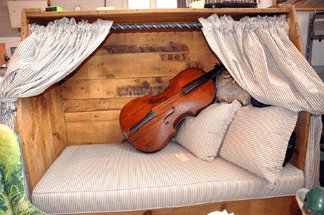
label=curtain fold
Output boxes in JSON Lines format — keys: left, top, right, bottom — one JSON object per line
{"left": 0, "top": 17, "right": 113, "bottom": 201}
{"left": 199, "top": 14, "right": 324, "bottom": 189}
{"left": 0, "top": 17, "right": 113, "bottom": 128}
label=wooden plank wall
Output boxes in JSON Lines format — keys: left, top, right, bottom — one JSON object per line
{"left": 60, "top": 29, "right": 219, "bottom": 145}
{"left": 18, "top": 84, "right": 67, "bottom": 191}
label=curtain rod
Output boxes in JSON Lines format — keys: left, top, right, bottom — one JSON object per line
{"left": 110, "top": 23, "right": 203, "bottom": 31}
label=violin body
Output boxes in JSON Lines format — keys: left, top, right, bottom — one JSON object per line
{"left": 119, "top": 67, "right": 217, "bottom": 153}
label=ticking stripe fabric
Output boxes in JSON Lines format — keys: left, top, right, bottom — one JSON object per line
{"left": 199, "top": 14, "right": 324, "bottom": 189}
{"left": 0, "top": 17, "right": 113, "bottom": 129}
{"left": 0, "top": 17, "right": 113, "bottom": 202}
{"left": 32, "top": 142, "right": 304, "bottom": 214}
{"left": 220, "top": 105, "right": 298, "bottom": 189}
{"left": 175, "top": 100, "right": 241, "bottom": 161}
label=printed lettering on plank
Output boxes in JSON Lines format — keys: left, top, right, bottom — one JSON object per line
{"left": 103, "top": 42, "right": 204, "bottom": 97}
{"left": 117, "top": 86, "right": 168, "bottom": 97}
{"left": 102, "top": 42, "right": 188, "bottom": 54}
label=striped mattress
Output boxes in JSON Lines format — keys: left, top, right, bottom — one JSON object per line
{"left": 32, "top": 141, "right": 304, "bottom": 214}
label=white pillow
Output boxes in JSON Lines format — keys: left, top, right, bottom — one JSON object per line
{"left": 175, "top": 100, "right": 241, "bottom": 161}
{"left": 219, "top": 105, "right": 298, "bottom": 189}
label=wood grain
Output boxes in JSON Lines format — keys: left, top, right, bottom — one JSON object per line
{"left": 79, "top": 196, "right": 300, "bottom": 215}
{"left": 20, "top": 9, "right": 28, "bottom": 41}
{"left": 291, "top": 111, "right": 311, "bottom": 171}
{"left": 64, "top": 30, "right": 218, "bottom": 81}
{"left": 24, "top": 7, "right": 293, "bottom": 25}
{"left": 71, "top": 51, "right": 213, "bottom": 80}
{"left": 66, "top": 120, "right": 124, "bottom": 145}
{"left": 285, "top": 5, "right": 305, "bottom": 55}
{"left": 64, "top": 110, "right": 120, "bottom": 122}
{"left": 17, "top": 84, "right": 67, "bottom": 191}
{"left": 60, "top": 77, "right": 172, "bottom": 100}
{"left": 64, "top": 110, "right": 124, "bottom": 144}
{"left": 59, "top": 26, "right": 220, "bottom": 147}
{"left": 63, "top": 98, "right": 132, "bottom": 113}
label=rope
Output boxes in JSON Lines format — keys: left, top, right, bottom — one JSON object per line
{"left": 111, "top": 23, "right": 203, "bottom": 31}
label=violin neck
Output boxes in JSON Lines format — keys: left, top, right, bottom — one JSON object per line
{"left": 182, "top": 64, "right": 225, "bottom": 94}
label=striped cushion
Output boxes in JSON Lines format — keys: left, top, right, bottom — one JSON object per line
{"left": 219, "top": 105, "right": 298, "bottom": 189}
{"left": 32, "top": 142, "right": 304, "bottom": 214}
{"left": 175, "top": 100, "right": 241, "bottom": 161}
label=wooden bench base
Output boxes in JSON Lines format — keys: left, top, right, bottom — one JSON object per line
{"left": 79, "top": 196, "right": 300, "bottom": 215}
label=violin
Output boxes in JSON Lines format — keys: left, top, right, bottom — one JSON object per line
{"left": 119, "top": 64, "right": 225, "bottom": 153}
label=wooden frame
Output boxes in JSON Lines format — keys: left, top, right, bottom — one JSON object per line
{"left": 17, "top": 5, "right": 311, "bottom": 215}
{"left": 273, "top": 0, "right": 324, "bottom": 11}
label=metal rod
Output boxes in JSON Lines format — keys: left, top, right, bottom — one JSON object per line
{"left": 111, "top": 23, "right": 203, "bottom": 31}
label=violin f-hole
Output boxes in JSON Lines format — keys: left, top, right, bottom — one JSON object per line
{"left": 164, "top": 107, "right": 175, "bottom": 125}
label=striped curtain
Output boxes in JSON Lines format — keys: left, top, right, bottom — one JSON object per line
{"left": 0, "top": 17, "right": 113, "bottom": 200}
{"left": 199, "top": 14, "right": 324, "bottom": 189}
{"left": 0, "top": 17, "right": 113, "bottom": 128}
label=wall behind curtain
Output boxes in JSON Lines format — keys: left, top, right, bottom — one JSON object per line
{"left": 0, "top": 0, "right": 20, "bottom": 37}
{"left": 296, "top": 10, "right": 324, "bottom": 81}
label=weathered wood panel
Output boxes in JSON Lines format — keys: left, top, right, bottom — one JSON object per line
{"left": 66, "top": 120, "right": 123, "bottom": 145}
{"left": 17, "top": 84, "right": 67, "bottom": 191}
{"left": 80, "top": 196, "right": 300, "bottom": 215}
{"left": 285, "top": 5, "right": 305, "bottom": 55}
{"left": 60, "top": 77, "right": 172, "bottom": 100}
{"left": 291, "top": 111, "right": 311, "bottom": 171}
{"left": 71, "top": 53, "right": 197, "bottom": 80}
{"left": 24, "top": 7, "right": 294, "bottom": 25}
{"left": 65, "top": 110, "right": 120, "bottom": 122}
{"left": 66, "top": 31, "right": 218, "bottom": 81}
{"left": 60, "top": 30, "right": 220, "bottom": 145}
{"left": 63, "top": 98, "right": 132, "bottom": 113}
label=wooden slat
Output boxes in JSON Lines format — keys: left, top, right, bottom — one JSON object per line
{"left": 72, "top": 49, "right": 215, "bottom": 80}
{"left": 24, "top": 8, "right": 293, "bottom": 25}
{"left": 13, "top": 116, "right": 19, "bottom": 134}
{"left": 17, "top": 84, "right": 67, "bottom": 192}
{"left": 60, "top": 77, "right": 172, "bottom": 100}
{"left": 72, "top": 55, "right": 188, "bottom": 80}
{"left": 291, "top": 111, "right": 311, "bottom": 171}
{"left": 65, "top": 120, "right": 123, "bottom": 145}
{"left": 276, "top": 0, "right": 324, "bottom": 9}
{"left": 79, "top": 196, "right": 300, "bottom": 215}
{"left": 20, "top": 9, "right": 29, "bottom": 41}
{"left": 64, "top": 110, "right": 120, "bottom": 122}
{"left": 63, "top": 98, "right": 132, "bottom": 113}
{"left": 296, "top": 7, "right": 324, "bottom": 10}
{"left": 284, "top": 5, "right": 305, "bottom": 55}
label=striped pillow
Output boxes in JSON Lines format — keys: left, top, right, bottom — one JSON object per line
{"left": 219, "top": 105, "right": 298, "bottom": 189}
{"left": 175, "top": 100, "right": 241, "bottom": 161}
